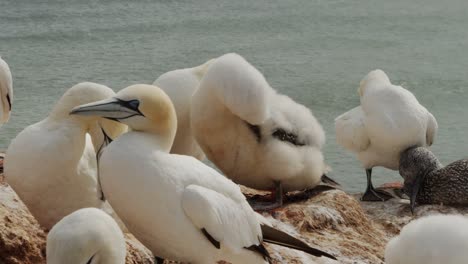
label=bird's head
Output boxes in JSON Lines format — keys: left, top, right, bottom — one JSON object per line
{"left": 70, "top": 84, "right": 177, "bottom": 150}
{"left": 358, "top": 69, "right": 390, "bottom": 97}
{"left": 399, "top": 146, "right": 442, "bottom": 213}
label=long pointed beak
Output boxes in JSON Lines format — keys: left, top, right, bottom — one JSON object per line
{"left": 409, "top": 174, "right": 424, "bottom": 214}
{"left": 70, "top": 98, "right": 143, "bottom": 121}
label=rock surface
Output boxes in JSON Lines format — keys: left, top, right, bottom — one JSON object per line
{"left": 0, "top": 176, "right": 154, "bottom": 264}
{"left": 1, "top": 167, "right": 467, "bottom": 264}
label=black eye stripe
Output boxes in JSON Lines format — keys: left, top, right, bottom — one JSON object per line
{"left": 272, "top": 128, "right": 306, "bottom": 146}
{"left": 116, "top": 99, "right": 144, "bottom": 116}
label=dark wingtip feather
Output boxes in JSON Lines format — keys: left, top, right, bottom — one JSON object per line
{"left": 321, "top": 174, "right": 341, "bottom": 187}
{"left": 261, "top": 224, "right": 337, "bottom": 260}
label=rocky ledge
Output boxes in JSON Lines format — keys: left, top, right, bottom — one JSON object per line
{"left": 0, "top": 174, "right": 464, "bottom": 264}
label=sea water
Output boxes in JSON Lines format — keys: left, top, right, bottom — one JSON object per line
{"left": 1, "top": 0, "right": 467, "bottom": 191}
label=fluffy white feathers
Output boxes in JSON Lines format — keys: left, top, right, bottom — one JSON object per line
{"left": 5, "top": 82, "right": 126, "bottom": 230}
{"left": 385, "top": 214, "right": 468, "bottom": 264}
{"left": 191, "top": 53, "right": 327, "bottom": 191}
{"left": 0, "top": 56, "right": 13, "bottom": 124}
{"left": 335, "top": 69, "right": 438, "bottom": 170}
{"left": 47, "top": 208, "right": 126, "bottom": 264}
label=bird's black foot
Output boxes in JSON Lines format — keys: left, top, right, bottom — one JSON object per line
{"left": 361, "top": 187, "right": 394, "bottom": 202}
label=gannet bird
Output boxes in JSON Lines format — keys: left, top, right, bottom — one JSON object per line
{"left": 153, "top": 59, "right": 214, "bottom": 160}
{"left": 70, "top": 84, "right": 336, "bottom": 264}
{"left": 47, "top": 208, "right": 126, "bottom": 264}
{"left": 190, "top": 53, "right": 330, "bottom": 210}
{"left": 385, "top": 214, "right": 468, "bottom": 264}
{"left": 400, "top": 146, "right": 468, "bottom": 213}
{"left": 335, "top": 70, "right": 438, "bottom": 201}
{"left": 0, "top": 56, "right": 13, "bottom": 125}
{"left": 5, "top": 82, "right": 127, "bottom": 231}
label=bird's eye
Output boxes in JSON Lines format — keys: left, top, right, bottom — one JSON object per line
{"left": 126, "top": 100, "right": 140, "bottom": 111}
{"left": 272, "top": 128, "right": 305, "bottom": 146}
{"left": 116, "top": 99, "right": 144, "bottom": 116}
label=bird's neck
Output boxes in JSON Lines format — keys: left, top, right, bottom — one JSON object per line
{"left": 87, "top": 121, "right": 106, "bottom": 153}
{"left": 143, "top": 113, "right": 177, "bottom": 152}
{"left": 121, "top": 131, "right": 172, "bottom": 153}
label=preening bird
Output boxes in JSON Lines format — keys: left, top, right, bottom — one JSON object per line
{"left": 0, "top": 56, "right": 13, "bottom": 125}
{"left": 190, "top": 53, "right": 331, "bottom": 210}
{"left": 153, "top": 59, "right": 214, "bottom": 160}
{"left": 400, "top": 146, "right": 468, "bottom": 213}
{"left": 5, "top": 82, "right": 127, "bottom": 230}
{"left": 335, "top": 70, "right": 437, "bottom": 201}
{"left": 47, "top": 208, "right": 126, "bottom": 264}
{"left": 70, "top": 84, "right": 336, "bottom": 264}
{"left": 385, "top": 214, "right": 468, "bottom": 264}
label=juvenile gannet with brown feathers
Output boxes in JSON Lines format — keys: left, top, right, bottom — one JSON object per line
{"left": 153, "top": 59, "right": 214, "bottom": 160}
{"left": 335, "top": 70, "right": 438, "bottom": 201}
{"left": 0, "top": 56, "right": 13, "bottom": 125}
{"left": 5, "top": 82, "right": 127, "bottom": 230}
{"left": 47, "top": 208, "right": 126, "bottom": 264}
{"left": 190, "top": 53, "right": 331, "bottom": 210}
{"left": 70, "top": 84, "right": 336, "bottom": 264}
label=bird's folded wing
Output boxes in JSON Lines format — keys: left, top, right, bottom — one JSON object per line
{"left": 335, "top": 106, "right": 370, "bottom": 152}
{"left": 182, "top": 184, "right": 262, "bottom": 253}
{"left": 200, "top": 53, "right": 271, "bottom": 125}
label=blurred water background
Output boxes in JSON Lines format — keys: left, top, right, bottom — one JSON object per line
{"left": 1, "top": 0, "right": 467, "bottom": 191}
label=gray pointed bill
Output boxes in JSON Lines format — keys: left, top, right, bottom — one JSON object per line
{"left": 69, "top": 98, "right": 143, "bottom": 121}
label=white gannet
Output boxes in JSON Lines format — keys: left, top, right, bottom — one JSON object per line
{"left": 335, "top": 69, "right": 438, "bottom": 201}
{"left": 385, "top": 214, "right": 468, "bottom": 264}
{"left": 5, "top": 82, "right": 127, "bottom": 231}
{"left": 0, "top": 57, "right": 13, "bottom": 125}
{"left": 47, "top": 207, "right": 126, "bottom": 264}
{"left": 153, "top": 59, "right": 214, "bottom": 160}
{"left": 190, "top": 53, "right": 331, "bottom": 210}
{"left": 70, "top": 84, "right": 336, "bottom": 264}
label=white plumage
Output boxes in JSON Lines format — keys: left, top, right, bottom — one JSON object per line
{"left": 385, "top": 214, "right": 468, "bottom": 264}
{"left": 47, "top": 208, "right": 126, "bottom": 264}
{"left": 191, "top": 53, "right": 327, "bottom": 198}
{"left": 153, "top": 59, "right": 214, "bottom": 160}
{"left": 5, "top": 82, "right": 127, "bottom": 230}
{"left": 335, "top": 69, "right": 437, "bottom": 201}
{"left": 71, "top": 84, "right": 268, "bottom": 263}
{"left": 70, "top": 84, "right": 335, "bottom": 263}
{"left": 0, "top": 56, "right": 13, "bottom": 125}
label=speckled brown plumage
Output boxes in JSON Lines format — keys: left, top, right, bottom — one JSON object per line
{"left": 400, "top": 147, "right": 468, "bottom": 206}
{"left": 418, "top": 159, "right": 468, "bottom": 205}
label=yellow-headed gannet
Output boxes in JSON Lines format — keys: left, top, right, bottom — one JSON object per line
{"left": 70, "top": 84, "right": 336, "bottom": 264}
{"left": 5, "top": 82, "right": 127, "bottom": 230}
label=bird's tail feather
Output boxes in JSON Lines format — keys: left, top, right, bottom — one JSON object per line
{"left": 261, "top": 224, "right": 337, "bottom": 260}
